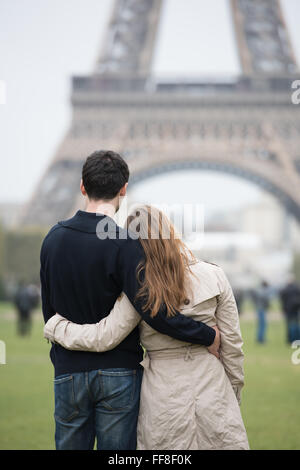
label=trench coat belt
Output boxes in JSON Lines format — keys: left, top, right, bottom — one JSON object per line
{"left": 139, "top": 344, "right": 206, "bottom": 369}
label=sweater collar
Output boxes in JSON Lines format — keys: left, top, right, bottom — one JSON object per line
{"left": 58, "top": 210, "right": 117, "bottom": 234}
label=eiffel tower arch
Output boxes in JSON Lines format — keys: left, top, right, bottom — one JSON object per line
{"left": 23, "top": 0, "right": 300, "bottom": 226}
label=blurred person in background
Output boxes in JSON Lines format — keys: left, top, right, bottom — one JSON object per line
{"left": 14, "top": 281, "right": 40, "bottom": 336}
{"left": 251, "top": 280, "right": 271, "bottom": 344}
{"left": 280, "top": 275, "right": 300, "bottom": 344}
{"left": 232, "top": 287, "right": 244, "bottom": 315}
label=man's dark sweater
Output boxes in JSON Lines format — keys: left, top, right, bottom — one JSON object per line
{"left": 40, "top": 210, "right": 216, "bottom": 377}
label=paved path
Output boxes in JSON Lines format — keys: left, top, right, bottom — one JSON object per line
{"left": 1, "top": 309, "right": 284, "bottom": 322}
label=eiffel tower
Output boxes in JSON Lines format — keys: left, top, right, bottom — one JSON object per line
{"left": 23, "top": 0, "right": 300, "bottom": 226}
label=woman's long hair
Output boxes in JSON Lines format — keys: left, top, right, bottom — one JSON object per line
{"left": 125, "top": 205, "right": 196, "bottom": 318}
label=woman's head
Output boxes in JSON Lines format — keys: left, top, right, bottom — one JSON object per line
{"left": 126, "top": 205, "right": 196, "bottom": 318}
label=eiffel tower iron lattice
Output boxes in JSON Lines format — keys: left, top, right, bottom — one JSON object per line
{"left": 23, "top": 0, "right": 300, "bottom": 226}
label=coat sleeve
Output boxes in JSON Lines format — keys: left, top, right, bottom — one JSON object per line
{"left": 43, "top": 293, "right": 141, "bottom": 352}
{"left": 214, "top": 267, "right": 245, "bottom": 405}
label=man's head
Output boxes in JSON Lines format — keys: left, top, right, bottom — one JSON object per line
{"left": 81, "top": 150, "right": 129, "bottom": 206}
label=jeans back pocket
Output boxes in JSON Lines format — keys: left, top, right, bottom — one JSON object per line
{"left": 54, "top": 375, "right": 79, "bottom": 423}
{"left": 98, "top": 369, "right": 137, "bottom": 412}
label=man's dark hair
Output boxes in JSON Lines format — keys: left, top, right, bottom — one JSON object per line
{"left": 82, "top": 150, "right": 129, "bottom": 200}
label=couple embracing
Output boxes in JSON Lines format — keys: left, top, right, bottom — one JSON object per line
{"left": 41, "top": 150, "right": 249, "bottom": 450}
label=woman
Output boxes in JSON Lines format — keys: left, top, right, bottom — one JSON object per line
{"left": 44, "top": 205, "right": 249, "bottom": 450}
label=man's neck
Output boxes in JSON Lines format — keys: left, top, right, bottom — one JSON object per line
{"left": 85, "top": 199, "right": 117, "bottom": 218}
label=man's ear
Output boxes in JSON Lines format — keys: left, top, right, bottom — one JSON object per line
{"left": 80, "top": 179, "right": 87, "bottom": 196}
{"left": 119, "top": 182, "right": 128, "bottom": 197}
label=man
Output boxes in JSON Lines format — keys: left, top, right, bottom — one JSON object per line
{"left": 232, "top": 286, "right": 244, "bottom": 315}
{"left": 40, "top": 150, "right": 220, "bottom": 450}
{"left": 14, "top": 281, "right": 39, "bottom": 336}
{"left": 280, "top": 275, "right": 300, "bottom": 343}
{"left": 251, "top": 280, "right": 271, "bottom": 344}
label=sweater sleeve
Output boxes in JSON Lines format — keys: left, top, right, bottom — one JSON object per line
{"left": 116, "top": 238, "right": 216, "bottom": 347}
{"left": 40, "top": 249, "right": 55, "bottom": 322}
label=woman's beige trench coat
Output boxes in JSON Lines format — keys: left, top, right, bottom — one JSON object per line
{"left": 44, "top": 259, "right": 249, "bottom": 450}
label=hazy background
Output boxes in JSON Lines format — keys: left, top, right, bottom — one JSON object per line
{"left": 1, "top": 0, "right": 300, "bottom": 210}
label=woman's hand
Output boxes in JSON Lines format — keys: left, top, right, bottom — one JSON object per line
{"left": 43, "top": 313, "right": 67, "bottom": 343}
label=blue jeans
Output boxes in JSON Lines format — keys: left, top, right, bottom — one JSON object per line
{"left": 54, "top": 368, "right": 143, "bottom": 450}
{"left": 256, "top": 309, "right": 266, "bottom": 343}
{"left": 287, "top": 320, "right": 300, "bottom": 343}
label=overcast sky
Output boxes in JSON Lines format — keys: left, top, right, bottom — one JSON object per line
{"left": 1, "top": 0, "right": 300, "bottom": 212}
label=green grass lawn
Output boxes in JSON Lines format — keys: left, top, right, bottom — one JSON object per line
{"left": 0, "top": 302, "right": 299, "bottom": 450}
